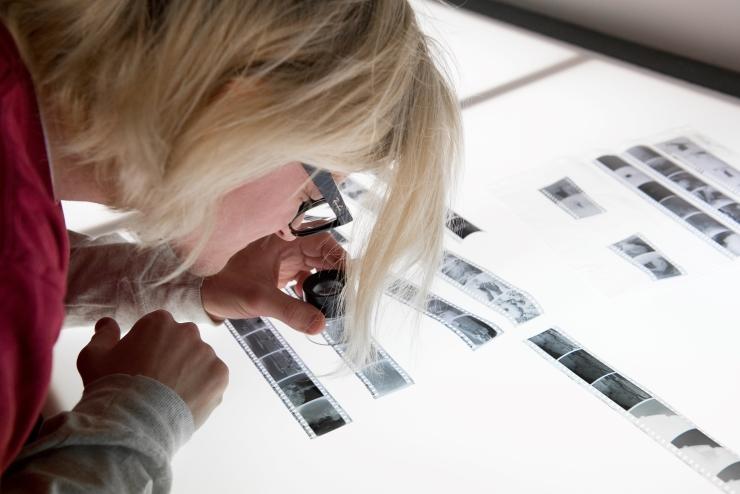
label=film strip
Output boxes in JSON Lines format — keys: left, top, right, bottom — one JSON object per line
{"left": 528, "top": 328, "right": 740, "bottom": 493}
{"left": 322, "top": 318, "right": 414, "bottom": 398}
{"left": 609, "top": 233, "right": 684, "bottom": 280}
{"left": 387, "top": 279, "right": 502, "bottom": 349}
{"left": 595, "top": 155, "right": 740, "bottom": 257}
{"left": 539, "top": 176, "right": 605, "bottom": 219}
{"left": 439, "top": 251, "right": 542, "bottom": 324}
{"left": 282, "top": 285, "right": 414, "bottom": 399}
{"left": 656, "top": 137, "right": 740, "bottom": 199}
{"left": 225, "top": 317, "right": 351, "bottom": 438}
{"left": 339, "top": 177, "right": 481, "bottom": 241}
{"left": 627, "top": 146, "right": 740, "bottom": 228}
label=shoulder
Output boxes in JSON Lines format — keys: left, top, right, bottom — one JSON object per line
{"left": 0, "top": 23, "right": 67, "bottom": 279}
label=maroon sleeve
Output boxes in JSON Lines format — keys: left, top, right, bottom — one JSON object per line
{"left": 0, "top": 22, "right": 69, "bottom": 472}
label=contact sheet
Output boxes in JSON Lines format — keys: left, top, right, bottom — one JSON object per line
{"left": 387, "top": 279, "right": 501, "bottom": 349}
{"left": 528, "top": 328, "right": 740, "bottom": 493}
{"left": 226, "top": 318, "right": 351, "bottom": 438}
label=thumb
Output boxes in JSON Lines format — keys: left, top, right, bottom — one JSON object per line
{"left": 77, "top": 318, "right": 121, "bottom": 383}
{"left": 88, "top": 317, "right": 122, "bottom": 353}
{"left": 257, "top": 289, "right": 325, "bottom": 334}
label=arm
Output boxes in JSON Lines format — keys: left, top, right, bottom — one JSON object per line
{"left": 65, "top": 231, "right": 211, "bottom": 329}
{"left": 3, "top": 311, "right": 227, "bottom": 494}
{"left": 2, "top": 375, "right": 194, "bottom": 494}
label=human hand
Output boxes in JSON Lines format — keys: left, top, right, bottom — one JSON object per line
{"left": 77, "top": 311, "right": 229, "bottom": 429}
{"left": 201, "top": 233, "right": 345, "bottom": 334}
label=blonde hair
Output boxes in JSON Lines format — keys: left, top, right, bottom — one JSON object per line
{"left": 2, "top": 0, "right": 461, "bottom": 365}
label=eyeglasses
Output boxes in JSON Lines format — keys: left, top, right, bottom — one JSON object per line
{"left": 289, "top": 164, "right": 353, "bottom": 237}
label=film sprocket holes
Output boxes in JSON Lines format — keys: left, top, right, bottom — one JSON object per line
{"left": 539, "top": 177, "right": 605, "bottom": 219}
{"left": 594, "top": 155, "right": 740, "bottom": 257}
{"left": 656, "top": 136, "right": 740, "bottom": 199}
{"left": 387, "top": 279, "right": 501, "bottom": 349}
{"left": 628, "top": 145, "right": 740, "bottom": 228}
{"left": 528, "top": 328, "right": 740, "bottom": 492}
{"left": 289, "top": 273, "right": 414, "bottom": 399}
{"left": 225, "top": 317, "right": 350, "bottom": 438}
{"left": 610, "top": 234, "right": 684, "bottom": 280}
{"left": 439, "top": 251, "right": 542, "bottom": 324}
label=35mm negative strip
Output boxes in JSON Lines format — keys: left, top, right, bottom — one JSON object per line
{"left": 322, "top": 318, "right": 414, "bottom": 399}
{"left": 226, "top": 317, "right": 351, "bottom": 438}
{"left": 283, "top": 284, "right": 414, "bottom": 399}
{"left": 627, "top": 145, "right": 740, "bottom": 228}
{"left": 387, "top": 279, "right": 501, "bottom": 349}
{"left": 528, "top": 328, "right": 740, "bottom": 493}
{"left": 610, "top": 233, "right": 684, "bottom": 280}
{"left": 595, "top": 155, "right": 740, "bottom": 257}
{"left": 539, "top": 176, "right": 605, "bottom": 220}
{"left": 656, "top": 136, "right": 740, "bottom": 199}
{"left": 439, "top": 251, "right": 542, "bottom": 324}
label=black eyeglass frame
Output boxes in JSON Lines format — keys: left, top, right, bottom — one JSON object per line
{"left": 289, "top": 164, "right": 353, "bottom": 237}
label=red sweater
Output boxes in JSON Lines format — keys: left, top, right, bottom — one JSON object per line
{"left": 0, "top": 23, "right": 69, "bottom": 472}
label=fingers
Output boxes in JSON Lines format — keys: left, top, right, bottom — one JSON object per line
{"left": 257, "top": 288, "right": 325, "bottom": 334}
{"left": 298, "top": 234, "right": 346, "bottom": 270}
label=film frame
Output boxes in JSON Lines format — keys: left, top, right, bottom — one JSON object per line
{"left": 528, "top": 328, "right": 740, "bottom": 493}
{"left": 225, "top": 317, "right": 351, "bottom": 438}
{"left": 609, "top": 233, "right": 684, "bottom": 280}
{"left": 387, "top": 279, "right": 502, "bottom": 350}
{"left": 594, "top": 154, "right": 740, "bottom": 257}
{"left": 539, "top": 176, "right": 605, "bottom": 219}
{"left": 439, "top": 251, "right": 543, "bottom": 324}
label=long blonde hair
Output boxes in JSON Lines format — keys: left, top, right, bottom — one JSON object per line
{"left": 2, "top": 0, "right": 461, "bottom": 365}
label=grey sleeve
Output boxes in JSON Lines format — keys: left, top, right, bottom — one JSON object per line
{"left": 2, "top": 374, "right": 195, "bottom": 494}
{"left": 64, "top": 231, "right": 213, "bottom": 330}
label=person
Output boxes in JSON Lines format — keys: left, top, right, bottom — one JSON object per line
{"left": 0, "top": 0, "right": 461, "bottom": 492}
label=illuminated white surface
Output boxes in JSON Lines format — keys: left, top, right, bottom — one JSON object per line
{"left": 48, "top": 2, "right": 740, "bottom": 493}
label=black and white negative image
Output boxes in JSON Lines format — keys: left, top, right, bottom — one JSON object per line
{"left": 718, "top": 461, "right": 740, "bottom": 488}
{"left": 297, "top": 398, "right": 347, "bottom": 436}
{"left": 494, "top": 289, "right": 541, "bottom": 323}
{"left": 529, "top": 328, "right": 579, "bottom": 359}
{"left": 628, "top": 146, "right": 740, "bottom": 225}
{"left": 671, "top": 429, "right": 740, "bottom": 476}
{"left": 260, "top": 349, "right": 304, "bottom": 383}
{"left": 630, "top": 399, "right": 695, "bottom": 440}
{"left": 591, "top": 373, "right": 651, "bottom": 411}
{"left": 656, "top": 137, "right": 740, "bottom": 196}
{"left": 439, "top": 252, "right": 541, "bottom": 323}
{"left": 558, "top": 349, "right": 614, "bottom": 384}
{"left": 426, "top": 297, "right": 497, "bottom": 348}
{"left": 596, "top": 155, "right": 740, "bottom": 256}
{"left": 540, "top": 177, "right": 604, "bottom": 219}
{"left": 361, "top": 359, "right": 411, "bottom": 397}
{"left": 229, "top": 317, "right": 270, "bottom": 338}
{"left": 338, "top": 177, "right": 370, "bottom": 201}
{"left": 610, "top": 235, "right": 682, "bottom": 280}
{"left": 278, "top": 373, "right": 325, "bottom": 408}
{"left": 446, "top": 211, "right": 482, "bottom": 239}
{"left": 245, "top": 329, "right": 284, "bottom": 359}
